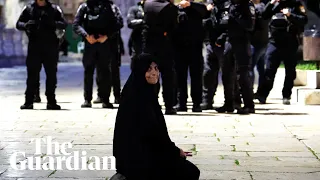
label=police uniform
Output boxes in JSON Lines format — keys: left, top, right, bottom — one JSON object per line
{"left": 127, "top": 1, "right": 145, "bottom": 70}
{"left": 94, "top": 4, "right": 124, "bottom": 104}
{"left": 73, "top": 0, "right": 123, "bottom": 108}
{"left": 256, "top": 0, "right": 307, "bottom": 105}
{"left": 251, "top": 1, "right": 269, "bottom": 89}
{"left": 202, "top": 0, "right": 230, "bottom": 110}
{"left": 216, "top": 0, "right": 256, "bottom": 114}
{"left": 173, "top": 1, "right": 208, "bottom": 112}
{"left": 16, "top": 0, "right": 67, "bottom": 110}
{"left": 142, "top": 0, "right": 179, "bottom": 115}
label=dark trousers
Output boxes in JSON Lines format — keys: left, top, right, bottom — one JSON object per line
{"left": 223, "top": 40, "right": 254, "bottom": 108}
{"left": 251, "top": 45, "right": 267, "bottom": 87}
{"left": 96, "top": 44, "right": 121, "bottom": 99}
{"left": 25, "top": 43, "right": 58, "bottom": 104}
{"left": 145, "top": 46, "right": 176, "bottom": 109}
{"left": 203, "top": 43, "right": 224, "bottom": 104}
{"left": 257, "top": 42, "right": 298, "bottom": 99}
{"left": 175, "top": 42, "right": 204, "bottom": 106}
{"left": 82, "top": 41, "right": 112, "bottom": 103}
{"left": 35, "top": 65, "right": 42, "bottom": 96}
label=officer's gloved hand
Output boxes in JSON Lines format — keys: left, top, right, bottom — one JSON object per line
{"left": 24, "top": 20, "right": 36, "bottom": 30}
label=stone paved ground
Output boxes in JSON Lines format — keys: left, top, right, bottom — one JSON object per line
{"left": 0, "top": 62, "right": 320, "bottom": 180}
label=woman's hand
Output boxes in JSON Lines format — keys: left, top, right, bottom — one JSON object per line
{"left": 180, "top": 148, "right": 192, "bottom": 158}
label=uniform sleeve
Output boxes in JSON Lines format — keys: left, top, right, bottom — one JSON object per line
{"left": 72, "top": 4, "right": 88, "bottom": 38}
{"left": 113, "top": 5, "right": 124, "bottom": 30}
{"left": 190, "top": 2, "right": 208, "bottom": 18}
{"left": 231, "top": 3, "right": 255, "bottom": 32}
{"left": 127, "top": 6, "right": 144, "bottom": 29}
{"left": 287, "top": 1, "right": 308, "bottom": 27}
{"left": 203, "top": 7, "right": 217, "bottom": 30}
{"left": 54, "top": 5, "right": 67, "bottom": 30}
{"left": 16, "top": 5, "right": 30, "bottom": 31}
{"left": 262, "top": 1, "right": 275, "bottom": 19}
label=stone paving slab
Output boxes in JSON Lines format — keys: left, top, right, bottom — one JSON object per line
{"left": 1, "top": 63, "right": 320, "bottom": 179}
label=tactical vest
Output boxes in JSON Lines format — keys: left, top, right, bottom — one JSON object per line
{"left": 219, "top": 1, "right": 231, "bottom": 26}
{"left": 83, "top": 2, "right": 115, "bottom": 36}
{"left": 269, "top": 13, "right": 291, "bottom": 34}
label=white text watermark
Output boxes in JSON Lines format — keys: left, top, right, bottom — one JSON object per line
{"left": 10, "top": 136, "right": 116, "bottom": 170}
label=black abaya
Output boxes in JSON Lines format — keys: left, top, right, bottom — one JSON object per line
{"left": 113, "top": 53, "right": 200, "bottom": 180}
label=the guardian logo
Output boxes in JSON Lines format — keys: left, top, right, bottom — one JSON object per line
{"left": 10, "top": 136, "right": 116, "bottom": 171}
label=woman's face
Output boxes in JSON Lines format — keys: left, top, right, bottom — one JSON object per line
{"left": 145, "top": 62, "right": 159, "bottom": 84}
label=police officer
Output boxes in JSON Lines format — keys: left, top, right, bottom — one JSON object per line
{"left": 127, "top": 0, "right": 146, "bottom": 70}
{"left": 73, "top": 0, "right": 123, "bottom": 108}
{"left": 17, "top": 0, "right": 67, "bottom": 110}
{"left": 93, "top": 4, "right": 124, "bottom": 104}
{"left": 202, "top": 0, "right": 230, "bottom": 110}
{"left": 251, "top": 0, "right": 268, "bottom": 90}
{"left": 216, "top": 0, "right": 256, "bottom": 114}
{"left": 256, "top": 0, "right": 307, "bottom": 105}
{"left": 173, "top": 0, "right": 208, "bottom": 112}
{"left": 142, "top": 0, "right": 179, "bottom": 115}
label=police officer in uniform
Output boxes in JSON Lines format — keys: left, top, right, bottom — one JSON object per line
{"left": 127, "top": 0, "right": 146, "bottom": 70}
{"left": 17, "top": 0, "right": 67, "bottom": 110}
{"left": 173, "top": 0, "right": 208, "bottom": 112}
{"left": 251, "top": 0, "right": 268, "bottom": 89}
{"left": 73, "top": 0, "right": 123, "bottom": 108}
{"left": 256, "top": 0, "right": 307, "bottom": 105}
{"left": 93, "top": 4, "right": 124, "bottom": 104}
{"left": 142, "top": 0, "right": 179, "bottom": 115}
{"left": 202, "top": 0, "right": 230, "bottom": 110}
{"left": 216, "top": 0, "right": 256, "bottom": 114}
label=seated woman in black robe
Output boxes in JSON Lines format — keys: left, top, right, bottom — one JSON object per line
{"left": 112, "top": 53, "right": 200, "bottom": 180}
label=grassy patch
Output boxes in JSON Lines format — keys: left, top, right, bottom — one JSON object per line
{"left": 279, "top": 61, "right": 319, "bottom": 70}
{"left": 213, "top": 133, "right": 217, "bottom": 137}
{"left": 220, "top": 155, "right": 225, "bottom": 159}
{"left": 47, "top": 170, "right": 57, "bottom": 177}
{"left": 235, "top": 159, "right": 240, "bottom": 166}
{"left": 231, "top": 145, "right": 236, "bottom": 152}
{"left": 217, "top": 138, "right": 220, "bottom": 142}
{"left": 246, "top": 152, "right": 250, "bottom": 157}
{"left": 246, "top": 142, "right": 250, "bottom": 145}
{"left": 191, "top": 144, "right": 198, "bottom": 155}
{"left": 251, "top": 133, "right": 255, "bottom": 137}
{"left": 275, "top": 157, "right": 281, "bottom": 161}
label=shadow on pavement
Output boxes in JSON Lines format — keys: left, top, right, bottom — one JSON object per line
{"left": 91, "top": 107, "right": 119, "bottom": 110}
{"left": 255, "top": 112, "right": 308, "bottom": 115}
{"left": 254, "top": 108, "right": 284, "bottom": 111}
{"left": 174, "top": 112, "right": 217, "bottom": 116}
{"left": 22, "top": 109, "right": 70, "bottom": 111}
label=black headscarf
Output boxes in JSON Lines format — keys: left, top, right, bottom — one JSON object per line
{"left": 113, "top": 53, "right": 180, "bottom": 180}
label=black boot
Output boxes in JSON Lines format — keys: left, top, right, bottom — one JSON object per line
{"left": 237, "top": 107, "right": 255, "bottom": 114}
{"left": 102, "top": 102, "right": 114, "bottom": 109}
{"left": 200, "top": 102, "right": 214, "bottom": 110}
{"left": 165, "top": 108, "right": 177, "bottom": 115}
{"left": 215, "top": 105, "right": 234, "bottom": 113}
{"left": 33, "top": 95, "right": 41, "bottom": 103}
{"left": 283, "top": 98, "right": 291, "bottom": 105}
{"left": 114, "top": 97, "right": 121, "bottom": 104}
{"left": 20, "top": 103, "right": 33, "bottom": 110}
{"left": 93, "top": 97, "right": 102, "bottom": 104}
{"left": 81, "top": 100, "right": 92, "bottom": 108}
{"left": 192, "top": 104, "right": 202, "bottom": 112}
{"left": 47, "top": 103, "right": 61, "bottom": 110}
{"left": 174, "top": 104, "right": 187, "bottom": 112}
